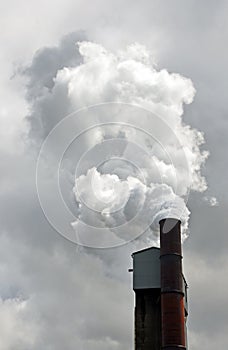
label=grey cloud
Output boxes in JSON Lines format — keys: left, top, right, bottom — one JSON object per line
{"left": 23, "top": 31, "right": 87, "bottom": 141}
{"left": 24, "top": 31, "right": 86, "bottom": 97}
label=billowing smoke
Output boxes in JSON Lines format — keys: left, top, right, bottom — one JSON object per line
{"left": 64, "top": 42, "right": 207, "bottom": 243}
{"left": 31, "top": 40, "right": 209, "bottom": 247}
{"left": 73, "top": 167, "right": 190, "bottom": 244}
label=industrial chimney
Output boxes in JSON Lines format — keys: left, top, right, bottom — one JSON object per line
{"left": 132, "top": 218, "right": 188, "bottom": 350}
{"left": 160, "top": 218, "right": 186, "bottom": 350}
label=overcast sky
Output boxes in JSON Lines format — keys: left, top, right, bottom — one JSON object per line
{"left": 1, "top": 1, "right": 228, "bottom": 349}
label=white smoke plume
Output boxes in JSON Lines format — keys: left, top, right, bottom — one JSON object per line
{"left": 49, "top": 41, "right": 207, "bottom": 245}
{"left": 31, "top": 40, "right": 209, "bottom": 247}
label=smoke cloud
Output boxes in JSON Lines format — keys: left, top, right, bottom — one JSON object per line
{"left": 32, "top": 40, "right": 208, "bottom": 246}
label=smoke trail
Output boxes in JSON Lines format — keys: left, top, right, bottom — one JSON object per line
{"left": 34, "top": 41, "right": 209, "bottom": 247}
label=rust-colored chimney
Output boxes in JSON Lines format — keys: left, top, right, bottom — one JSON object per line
{"left": 159, "top": 218, "right": 186, "bottom": 350}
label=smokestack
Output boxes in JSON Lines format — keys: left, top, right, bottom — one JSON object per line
{"left": 159, "top": 218, "right": 186, "bottom": 350}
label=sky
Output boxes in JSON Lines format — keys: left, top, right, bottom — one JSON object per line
{"left": 1, "top": 1, "right": 228, "bottom": 349}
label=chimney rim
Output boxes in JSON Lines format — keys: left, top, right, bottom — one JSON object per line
{"left": 159, "top": 218, "right": 181, "bottom": 225}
